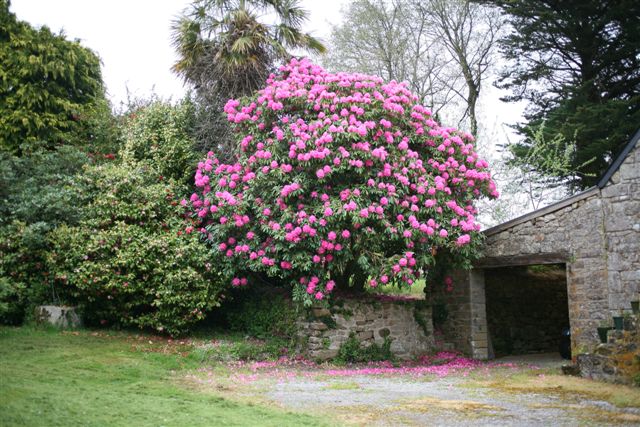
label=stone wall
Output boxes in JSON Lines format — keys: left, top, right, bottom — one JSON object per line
{"left": 481, "top": 192, "right": 608, "bottom": 351}
{"left": 577, "top": 314, "right": 640, "bottom": 386}
{"left": 429, "top": 269, "right": 487, "bottom": 359}
{"left": 441, "top": 140, "right": 639, "bottom": 358}
{"left": 297, "top": 297, "right": 434, "bottom": 361}
{"left": 602, "top": 144, "right": 640, "bottom": 313}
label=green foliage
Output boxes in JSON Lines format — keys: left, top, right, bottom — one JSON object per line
{"left": 47, "top": 163, "right": 225, "bottom": 335}
{"left": 0, "top": 145, "right": 94, "bottom": 324}
{"left": 412, "top": 302, "right": 431, "bottom": 336}
{"left": 0, "top": 146, "right": 90, "bottom": 226}
{"left": 335, "top": 333, "right": 393, "bottom": 364}
{"left": 485, "top": 0, "right": 640, "bottom": 188}
{"left": 0, "top": 2, "right": 114, "bottom": 156}
{"left": 0, "top": 221, "right": 59, "bottom": 324}
{"left": 223, "top": 287, "right": 298, "bottom": 340}
{"left": 0, "top": 277, "right": 25, "bottom": 324}
{"left": 121, "top": 99, "right": 199, "bottom": 184}
{"left": 506, "top": 121, "right": 598, "bottom": 196}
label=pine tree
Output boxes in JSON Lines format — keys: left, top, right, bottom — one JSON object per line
{"left": 484, "top": 0, "right": 640, "bottom": 189}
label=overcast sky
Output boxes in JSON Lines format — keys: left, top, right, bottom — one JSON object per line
{"left": 10, "top": 0, "right": 523, "bottom": 150}
{"left": 10, "top": 0, "right": 347, "bottom": 108}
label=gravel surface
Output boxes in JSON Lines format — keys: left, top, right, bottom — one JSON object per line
{"left": 268, "top": 375, "right": 639, "bottom": 426}
{"left": 190, "top": 353, "right": 640, "bottom": 426}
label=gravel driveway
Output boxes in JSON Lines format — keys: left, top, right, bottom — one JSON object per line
{"left": 268, "top": 375, "right": 639, "bottom": 426}
{"left": 191, "top": 353, "right": 640, "bottom": 426}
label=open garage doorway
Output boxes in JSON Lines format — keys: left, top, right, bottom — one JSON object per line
{"left": 484, "top": 264, "right": 570, "bottom": 358}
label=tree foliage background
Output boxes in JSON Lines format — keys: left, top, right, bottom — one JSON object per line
{"left": 323, "top": 0, "right": 503, "bottom": 137}
{"left": 0, "top": 0, "right": 115, "bottom": 156}
{"left": 485, "top": 0, "right": 640, "bottom": 189}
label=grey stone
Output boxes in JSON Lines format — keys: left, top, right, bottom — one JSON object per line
{"left": 34, "top": 305, "right": 82, "bottom": 328}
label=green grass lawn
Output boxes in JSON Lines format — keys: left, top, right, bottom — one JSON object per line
{"left": 0, "top": 326, "right": 325, "bottom": 427}
{"left": 367, "top": 279, "right": 426, "bottom": 298}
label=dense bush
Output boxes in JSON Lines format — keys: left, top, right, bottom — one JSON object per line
{"left": 0, "top": 146, "right": 90, "bottom": 226}
{"left": 0, "top": 147, "right": 91, "bottom": 323}
{"left": 223, "top": 286, "right": 298, "bottom": 340}
{"left": 47, "top": 163, "right": 224, "bottom": 335}
{"left": 335, "top": 333, "right": 393, "bottom": 364}
{"left": 121, "top": 99, "right": 198, "bottom": 184}
{"left": 184, "top": 58, "right": 498, "bottom": 305}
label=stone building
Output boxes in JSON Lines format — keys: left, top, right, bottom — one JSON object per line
{"left": 433, "top": 129, "right": 640, "bottom": 359}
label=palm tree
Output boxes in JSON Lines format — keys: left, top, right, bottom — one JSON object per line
{"left": 172, "top": 0, "right": 325, "bottom": 159}
{"left": 172, "top": 0, "right": 326, "bottom": 98}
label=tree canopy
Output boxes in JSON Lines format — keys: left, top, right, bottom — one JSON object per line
{"left": 184, "top": 58, "right": 498, "bottom": 305}
{"left": 171, "top": 0, "right": 326, "bottom": 159}
{"left": 324, "top": 0, "right": 503, "bottom": 136}
{"left": 0, "top": 0, "right": 111, "bottom": 156}
{"left": 485, "top": 0, "right": 640, "bottom": 189}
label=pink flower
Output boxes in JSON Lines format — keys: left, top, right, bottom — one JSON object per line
{"left": 456, "top": 234, "right": 471, "bottom": 246}
{"left": 315, "top": 292, "right": 324, "bottom": 300}
{"left": 341, "top": 230, "right": 351, "bottom": 239}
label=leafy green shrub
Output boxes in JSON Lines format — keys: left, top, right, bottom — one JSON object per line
{"left": 0, "top": 221, "right": 60, "bottom": 324}
{"left": 121, "top": 99, "right": 198, "bottom": 184}
{"left": 0, "top": 277, "right": 25, "bottom": 324}
{"left": 48, "top": 163, "right": 225, "bottom": 335}
{"left": 223, "top": 286, "right": 299, "bottom": 340}
{"left": 0, "top": 144, "right": 102, "bottom": 325}
{"left": 335, "top": 333, "right": 393, "bottom": 364}
{"left": 0, "top": 147, "right": 90, "bottom": 227}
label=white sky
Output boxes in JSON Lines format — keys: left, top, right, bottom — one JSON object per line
{"left": 9, "top": 1, "right": 523, "bottom": 132}
{"left": 9, "top": 0, "right": 347, "bottom": 108}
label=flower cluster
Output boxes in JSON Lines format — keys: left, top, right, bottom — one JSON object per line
{"left": 183, "top": 58, "right": 498, "bottom": 304}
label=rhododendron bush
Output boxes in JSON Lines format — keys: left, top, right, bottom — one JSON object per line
{"left": 184, "top": 58, "right": 498, "bottom": 305}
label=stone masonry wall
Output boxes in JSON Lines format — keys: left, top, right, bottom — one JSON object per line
{"left": 482, "top": 193, "right": 608, "bottom": 351}
{"left": 578, "top": 314, "right": 640, "bottom": 386}
{"left": 602, "top": 144, "right": 640, "bottom": 314}
{"left": 429, "top": 270, "right": 488, "bottom": 359}
{"left": 441, "top": 141, "right": 639, "bottom": 358}
{"left": 297, "top": 297, "right": 434, "bottom": 361}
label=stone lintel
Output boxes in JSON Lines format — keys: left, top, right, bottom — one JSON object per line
{"left": 475, "top": 251, "right": 570, "bottom": 268}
